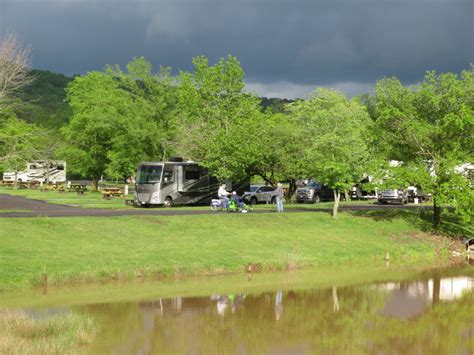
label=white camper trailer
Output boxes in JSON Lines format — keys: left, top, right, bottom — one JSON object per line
{"left": 2, "top": 161, "right": 66, "bottom": 183}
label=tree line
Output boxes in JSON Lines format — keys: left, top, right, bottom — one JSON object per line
{"left": 0, "top": 34, "right": 472, "bottom": 225}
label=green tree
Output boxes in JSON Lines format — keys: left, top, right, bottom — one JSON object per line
{"left": 0, "top": 109, "right": 45, "bottom": 189}
{"left": 251, "top": 112, "right": 307, "bottom": 201}
{"left": 175, "top": 55, "right": 264, "bottom": 180}
{"left": 288, "top": 88, "right": 373, "bottom": 218}
{"left": 374, "top": 68, "right": 474, "bottom": 226}
{"left": 61, "top": 57, "right": 177, "bottom": 188}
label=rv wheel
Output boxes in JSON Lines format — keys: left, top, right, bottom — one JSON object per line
{"left": 164, "top": 197, "right": 173, "bottom": 207}
{"left": 313, "top": 194, "right": 321, "bottom": 203}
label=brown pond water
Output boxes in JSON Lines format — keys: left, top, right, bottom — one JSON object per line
{"left": 4, "top": 264, "right": 474, "bottom": 354}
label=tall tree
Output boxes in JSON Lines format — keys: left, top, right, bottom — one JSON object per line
{"left": 374, "top": 67, "right": 474, "bottom": 226}
{"left": 60, "top": 57, "right": 178, "bottom": 187}
{"left": 0, "top": 33, "right": 34, "bottom": 103}
{"left": 175, "top": 55, "right": 264, "bottom": 180}
{"left": 0, "top": 110, "right": 45, "bottom": 188}
{"left": 0, "top": 32, "right": 48, "bottom": 188}
{"left": 251, "top": 112, "right": 307, "bottom": 201}
{"left": 288, "top": 88, "right": 373, "bottom": 218}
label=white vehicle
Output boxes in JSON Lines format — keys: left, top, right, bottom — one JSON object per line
{"left": 378, "top": 189, "right": 408, "bottom": 205}
{"left": 3, "top": 161, "right": 66, "bottom": 183}
{"left": 135, "top": 160, "right": 249, "bottom": 207}
{"left": 243, "top": 185, "right": 277, "bottom": 205}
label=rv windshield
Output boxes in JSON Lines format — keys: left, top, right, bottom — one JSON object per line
{"left": 137, "top": 165, "right": 163, "bottom": 184}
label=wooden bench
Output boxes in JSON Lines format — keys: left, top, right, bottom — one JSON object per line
{"left": 102, "top": 187, "right": 123, "bottom": 200}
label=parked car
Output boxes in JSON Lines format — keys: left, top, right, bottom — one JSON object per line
{"left": 296, "top": 181, "right": 334, "bottom": 203}
{"left": 243, "top": 185, "right": 277, "bottom": 205}
{"left": 378, "top": 189, "right": 408, "bottom": 205}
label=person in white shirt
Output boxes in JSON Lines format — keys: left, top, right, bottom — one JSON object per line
{"left": 218, "top": 184, "right": 230, "bottom": 208}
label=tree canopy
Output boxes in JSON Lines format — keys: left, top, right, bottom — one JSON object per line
{"left": 60, "top": 58, "right": 175, "bottom": 187}
{"left": 287, "top": 88, "right": 373, "bottom": 217}
{"left": 175, "top": 55, "right": 264, "bottom": 180}
{"left": 374, "top": 67, "right": 474, "bottom": 224}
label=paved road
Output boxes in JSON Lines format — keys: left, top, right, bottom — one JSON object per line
{"left": 0, "top": 194, "right": 431, "bottom": 218}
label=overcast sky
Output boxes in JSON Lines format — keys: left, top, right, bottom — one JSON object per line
{"left": 0, "top": 0, "right": 472, "bottom": 98}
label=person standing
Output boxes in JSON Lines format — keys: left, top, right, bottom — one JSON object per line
{"left": 276, "top": 183, "right": 284, "bottom": 212}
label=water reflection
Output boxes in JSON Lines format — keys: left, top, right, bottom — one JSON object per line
{"left": 81, "top": 273, "right": 474, "bottom": 354}
{"left": 377, "top": 275, "right": 474, "bottom": 319}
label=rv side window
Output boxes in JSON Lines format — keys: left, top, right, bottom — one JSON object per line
{"left": 57, "top": 165, "right": 64, "bottom": 170}
{"left": 163, "top": 170, "right": 175, "bottom": 185}
{"left": 185, "top": 169, "right": 200, "bottom": 180}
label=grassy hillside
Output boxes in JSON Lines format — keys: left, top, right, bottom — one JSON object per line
{"left": 0, "top": 211, "right": 460, "bottom": 289}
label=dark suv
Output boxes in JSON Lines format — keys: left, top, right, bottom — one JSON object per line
{"left": 296, "top": 182, "right": 333, "bottom": 203}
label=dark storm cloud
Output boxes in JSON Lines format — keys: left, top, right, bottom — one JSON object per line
{"left": 1, "top": 0, "right": 472, "bottom": 98}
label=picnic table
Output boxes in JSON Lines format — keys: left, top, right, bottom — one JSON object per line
{"left": 27, "top": 181, "right": 41, "bottom": 189}
{"left": 44, "top": 183, "right": 65, "bottom": 192}
{"left": 68, "top": 184, "right": 87, "bottom": 195}
{"left": 102, "top": 187, "right": 123, "bottom": 199}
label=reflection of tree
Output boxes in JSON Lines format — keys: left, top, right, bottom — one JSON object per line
{"left": 432, "top": 273, "right": 441, "bottom": 306}
{"left": 369, "top": 291, "right": 474, "bottom": 354}
{"left": 332, "top": 286, "right": 340, "bottom": 313}
{"left": 134, "top": 288, "right": 387, "bottom": 354}
{"left": 82, "top": 284, "right": 474, "bottom": 354}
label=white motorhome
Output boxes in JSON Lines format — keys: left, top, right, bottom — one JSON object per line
{"left": 2, "top": 161, "right": 66, "bottom": 183}
{"left": 134, "top": 160, "right": 249, "bottom": 207}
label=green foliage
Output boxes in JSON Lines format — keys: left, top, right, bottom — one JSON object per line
{"left": 0, "top": 109, "right": 47, "bottom": 181}
{"left": 287, "top": 88, "right": 373, "bottom": 216}
{"left": 14, "top": 69, "right": 73, "bottom": 128}
{"left": 254, "top": 112, "right": 306, "bottom": 182}
{"left": 374, "top": 67, "right": 474, "bottom": 224}
{"left": 259, "top": 97, "right": 294, "bottom": 114}
{"left": 60, "top": 57, "right": 176, "bottom": 181}
{"left": 175, "top": 55, "right": 264, "bottom": 180}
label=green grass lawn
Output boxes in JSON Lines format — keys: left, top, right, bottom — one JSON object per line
{"left": 0, "top": 211, "right": 460, "bottom": 289}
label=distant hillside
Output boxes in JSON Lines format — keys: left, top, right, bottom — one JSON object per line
{"left": 259, "top": 97, "right": 294, "bottom": 113}
{"left": 15, "top": 69, "right": 74, "bottom": 128}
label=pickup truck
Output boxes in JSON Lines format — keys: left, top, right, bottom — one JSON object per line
{"left": 296, "top": 182, "right": 334, "bottom": 203}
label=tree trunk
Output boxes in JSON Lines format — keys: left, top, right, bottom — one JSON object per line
{"left": 433, "top": 197, "right": 442, "bottom": 228}
{"left": 332, "top": 189, "right": 340, "bottom": 219}
{"left": 332, "top": 286, "right": 340, "bottom": 313}
{"left": 91, "top": 178, "right": 98, "bottom": 191}
{"left": 13, "top": 170, "right": 18, "bottom": 190}
{"left": 45, "top": 160, "right": 50, "bottom": 184}
{"left": 432, "top": 273, "right": 441, "bottom": 307}
{"left": 344, "top": 189, "right": 350, "bottom": 201}
{"left": 285, "top": 179, "right": 297, "bottom": 203}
